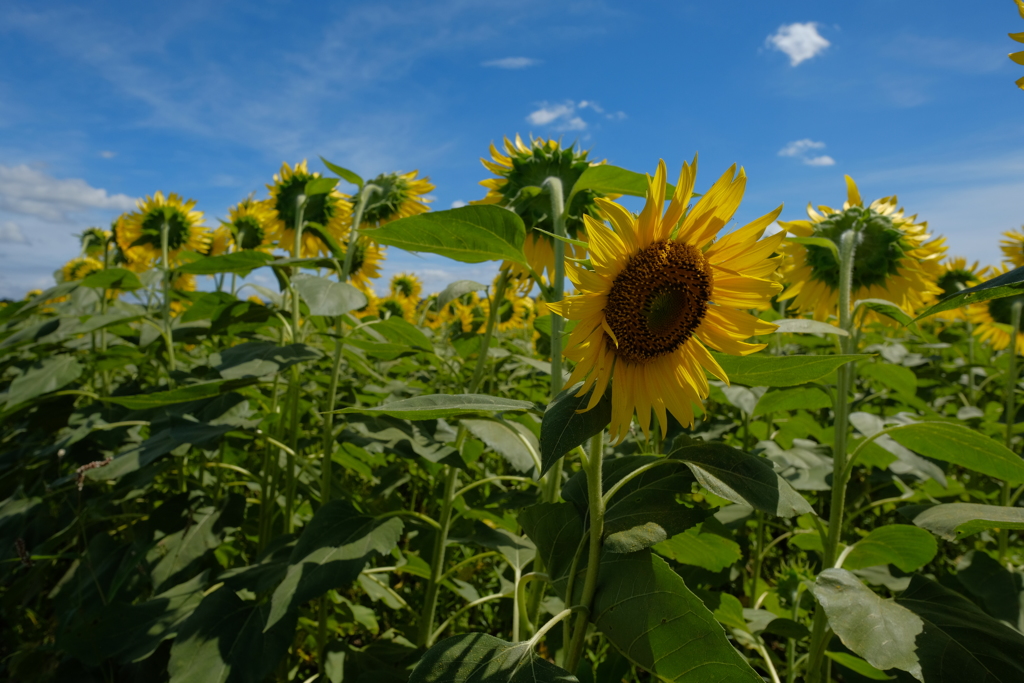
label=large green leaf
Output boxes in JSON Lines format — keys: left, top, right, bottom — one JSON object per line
{"left": 954, "top": 551, "right": 1023, "bottom": 629}
{"left": 539, "top": 382, "right": 612, "bottom": 475}
{"left": 592, "top": 551, "right": 762, "bottom": 682}
{"left": 369, "top": 316, "right": 434, "bottom": 352}
{"left": 860, "top": 363, "right": 917, "bottom": 398}
{"left": 81, "top": 267, "right": 144, "bottom": 290}
{"left": 842, "top": 525, "right": 937, "bottom": 572}
{"left": 367, "top": 205, "right": 526, "bottom": 264}
{"left": 916, "top": 264, "right": 1024, "bottom": 320}
{"left": 461, "top": 418, "right": 539, "bottom": 473}
{"left": 884, "top": 421, "right": 1024, "bottom": 484}
{"left": 213, "top": 342, "right": 323, "bottom": 380}
{"left": 902, "top": 503, "right": 1024, "bottom": 541}
{"left": 149, "top": 494, "right": 244, "bottom": 591}
{"left": 88, "top": 420, "right": 233, "bottom": 481}
{"left": 811, "top": 569, "right": 924, "bottom": 681}
{"left": 653, "top": 525, "right": 742, "bottom": 572}
{"left": 570, "top": 164, "right": 674, "bottom": 199}
{"left": 409, "top": 633, "right": 577, "bottom": 683}
{"left": 292, "top": 273, "right": 367, "bottom": 316}
{"left": 437, "top": 280, "right": 486, "bottom": 309}
{"left": 104, "top": 378, "right": 261, "bottom": 410}
{"left": 710, "top": 353, "right": 868, "bottom": 387}
{"left": 333, "top": 394, "right": 534, "bottom": 420}
{"left": 670, "top": 442, "right": 814, "bottom": 517}
{"left": 897, "top": 575, "right": 1024, "bottom": 682}
{"left": 3, "top": 354, "right": 82, "bottom": 408}
{"left": 265, "top": 501, "right": 403, "bottom": 631}
{"left": 174, "top": 251, "right": 276, "bottom": 276}
{"left": 752, "top": 386, "right": 832, "bottom": 417}
{"left": 518, "top": 502, "right": 583, "bottom": 592}
{"left": 168, "top": 587, "right": 296, "bottom": 683}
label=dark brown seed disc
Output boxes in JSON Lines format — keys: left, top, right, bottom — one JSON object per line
{"left": 604, "top": 240, "right": 713, "bottom": 363}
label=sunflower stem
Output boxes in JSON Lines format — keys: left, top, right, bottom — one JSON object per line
{"left": 284, "top": 195, "right": 308, "bottom": 536}
{"left": 469, "top": 269, "right": 509, "bottom": 393}
{"left": 806, "top": 228, "right": 859, "bottom": 683}
{"left": 999, "top": 301, "right": 1022, "bottom": 561}
{"left": 418, "top": 463, "right": 459, "bottom": 648}
{"left": 342, "top": 184, "right": 380, "bottom": 280}
{"left": 159, "top": 216, "right": 176, "bottom": 379}
{"left": 564, "top": 431, "right": 605, "bottom": 673}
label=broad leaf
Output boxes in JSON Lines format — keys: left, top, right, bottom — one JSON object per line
{"left": 753, "top": 387, "right": 832, "bottom": 417}
{"left": 369, "top": 316, "right": 433, "bottom": 352}
{"left": 670, "top": 442, "right": 814, "bottom": 517}
{"left": 104, "top": 378, "right": 261, "bottom": 409}
{"left": 81, "top": 267, "right": 144, "bottom": 290}
{"left": 462, "top": 418, "right": 539, "bottom": 473}
{"left": 916, "top": 264, "right": 1024, "bottom": 320}
{"left": 773, "top": 318, "right": 848, "bottom": 336}
{"left": 150, "top": 494, "right": 244, "bottom": 591}
{"left": 954, "top": 551, "right": 1023, "bottom": 629}
{"left": 825, "top": 652, "right": 893, "bottom": 681}
{"left": 884, "top": 421, "right": 1024, "bottom": 484}
{"left": 539, "top": 382, "right": 612, "bottom": 475}
{"left": 266, "top": 501, "right": 403, "bottom": 631}
{"left": 174, "top": 251, "right": 275, "bottom": 276}
{"left": 213, "top": 342, "right": 323, "bottom": 380}
{"left": 4, "top": 355, "right": 82, "bottom": 408}
{"left": 592, "top": 551, "right": 762, "bottom": 682}
{"left": 855, "top": 298, "right": 916, "bottom": 328}
{"left": 811, "top": 569, "right": 924, "bottom": 681}
{"left": 304, "top": 176, "right": 338, "bottom": 196}
{"left": 437, "top": 280, "right": 486, "bottom": 309}
{"left": 710, "top": 353, "right": 868, "bottom": 387}
{"left": 654, "top": 525, "right": 742, "bottom": 572}
{"left": 409, "top": 633, "right": 577, "bottom": 683}
{"left": 860, "top": 363, "right": 917, "bottom": 398}
{"left": 368, "top": 205, "right": 526, "bottom": 264}
{"left": 320, "top": 156, "right": 363, "bottom": 189}
{"left": 570, "top": 164, "right": 674, "bottom": 199}
{"left": 292, "top": 273, "right": 367, "bottom": 316}
{"left": 842, "top": 525, "right": 937, "bottom": 572}
{"left": 902, "top": 503, "right": 1024, "bottom": 541}
{"left": 88, "top": 419, "right": 233, "bottom": 481}
{"left": 333, "top": 394, "right": 534, "bottom": 420}
{"left": 518, "top": 503, "right": 583, "bottom": 592}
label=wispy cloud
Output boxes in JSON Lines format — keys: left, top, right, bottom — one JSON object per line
{"left": 482, "top": 57, "right": 541, "bottom": 69}
{"left": 0, "top": 164, "right": 135, "bottom": 222}
{"left": 99, "top": 150, "right": 116, "bottom": 159}
{"left": 767, "top": 22, "right": 830, "bottom": 66}
{"left": 526, "top": 100, "right": 625, "bottom": 132}
{"left": 779, "top": 139, "right": 835, "bottom": 166}
{"left": 0, "top": 221, "right": 29, "bottom": 244}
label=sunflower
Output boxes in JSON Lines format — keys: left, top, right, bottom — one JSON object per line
{"left": 205, "top": 225, "right": 233, "bottom": 257}
{"left": 1000, "top": 228, "right": 1024, "bottom": 267}
{"left": 970, "top": 264, "right": 1024, "bottom": 354}
{"left": 341, "top": 234, "right": 385, "bottom": 292}
{"left": 454, "top": 293, "right": 489, "bottom": 334}
{"left": 496, "top": 294, "right": 534, "bottom": 333}
{"left": 390, "top": 272, "right": 423, "bottom": 300}
{"left": 474, "top": 135, "right": 608, "bottom": 287}
{"left": 264, "top": 161, "right": 352, "bottom": 258}
{"left": 117, "top": 192, "right": 210, "bottom": 265}
{"left": 354, "top": 286, "right": 380, "bottom": 320}
{"left": 379, "top": 295, "right": 417, "bottom": 322}
{"left": 61, "top": 257, "right": 104, "bottom": 282}
{"left": 1012, "top": 0, "right": 1024, "bottom": 90}
{"left": 929, "top": 257, "right": 990, "bottom": 325}
{"left": 79, "top": 228, "right": 110, "bottom": 258}
{"left": 779, "top": 176, "right": 946, "bottom": 323}
{"left": 360, "top": 171, "right": 433, "bottom": 226}
{"left": 549, "top": 159, "right": 784, "bottom": 442}
{"left": 227, "top": 198, "right": 275, "bottom": 251}
{"left": 110, "top": 215, "right": 151, "bottom": 272}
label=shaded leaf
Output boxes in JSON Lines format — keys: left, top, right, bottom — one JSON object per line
{"left": 4, "top": 355, "right": 82, "bottom": 408}
{"left": 213, "top": 341, "right": 322, "bottom": 380}
{"left": 174, "top": 251, "right": 276, "bottom": 276}
{"left": 885, "top": 421, "right": 1024, "bottom": 484}
{"left": 653, "top": 525, "right": 742, "bottom": 572}
{"left": 104, "top": 378, "right": 261, "bottom": 410}
{"left": 320, "top": 157, "right": 363, "bottom": 189}
{"left": 334, "top": 394, "right": 534, "bottom": 420}
{"left": 150, "top": 494, "right": 244, "bottom": 591}
{"left": 88, "top": 419, "right": 233, "bottom": 481}
{"left": 902, "top": 503, "right": 1024, "bottom": 541}
{"left": 916, "top": 264, "right": 1024, "bottom": 320}
{"left": 773, "top": 318, "right": 848, "bottom": 336}
{"left": 825, "top": 652, "right": 894, "bottom": 681}
{"left": 81, "top": 267, "right": 144, "bottom": 290}
{"left": 462, "top": 418, "right": 539, "bottom": 473}
{"left": 753, "top": 387, "right": 832, "bottom": 417}
{"left": 518, "top": 503, "right": 583, "bottom": 592}
{"left": 710, "top": 352, "right": 868, "bottom": 387}
{"left": 409, "top": 633, "right": 577, "bottom": 683}
{"left": 954, "top": 551, "right": 1022, "bottom": 629}
{"left": 540, "top": 382, "right": 611, "bottom": 475}
{"left": 370, "top": 316, "right": 434, "bottom": 352}
{"left": 860, "top": 363, "right": 917, "bottom": 398}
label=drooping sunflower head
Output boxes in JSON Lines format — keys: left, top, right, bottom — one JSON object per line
{"left": 204, "top": 225, "right": 233, "bottom": 257}
{"left": 495, "top": 293, "right": 534, "bottom": 334}
{"left": 970, "top": 264, "right": 1024, "bottom": 354}
{"left": 779, "top": 176, "right": 946, "bottom": 323}
{"left": 390, "top": 272, "right": 423, "bottom": 300}
{"left": 344, "top": 235, "right": 384, "bottom": 291}
{"left": 1011, "top": 0, "right": 1024, "bottom": 90}
{"left": 117, "top": 192, "right": 210, "bottom": 265}
{"left": 1000, "top": 228, "right": 1024, "bottom": 267}
{"left": 360, "top": 171, "right": 433, "bottom": 226}
{"left": 550, "top": 158, "right": 784, "bottom": 441}
{"left": 61, "top": 257, "right": 104, "bottom": 282}
{"left": 354, "top": 284, "right": 380, "bottom": 320}
{"left": 109, "top": 215, "right": 150, "bottom": 272}
{"left": 79, "top": 228, "right": 111, "bottom": 258}
{"left": 227, "top": 198, "right": 275, "bottom": 251}
{"left": 475, "top": 135, "right": 607, "bottom": 283}
{"left": 379, "top": 295, "right": 417, "bottom": 322}
{"left": 264, "top": 161, "right": 353, "bottom": 257}
{"left": 936, "top": 257, "right": 988, "bottom": 299}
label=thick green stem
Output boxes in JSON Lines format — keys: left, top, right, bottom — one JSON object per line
{"left": 160, "top": 218, "right": 176, "bottom": 377}
{"left": 469, "top": 270, "right": 508, "bottom": 393}
{"left": 418, "top": 465, "right": 459, "bottom": 647}
{"left": 541, "top": 176, "right": 569, "bottom": 507}
{"left": 564, "top": 432, "right": 605, "bottom": 672}
{"left": 749, "top": 512, "right": 765, "bottom": 604}
{"left": 999, "top": 301, "right": 1022, "bottom": 560}
{"left": 283, "top": 196, "right": 308, "bottom": 536}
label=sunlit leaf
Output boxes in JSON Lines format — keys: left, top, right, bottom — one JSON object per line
{"left": 710, "top": 352, "right": 868, "bottom": 388}
{"left": 368, "top": 205, "right": 526, "bottom": 264}
{"left": 409, "top": 633, "right": 577, "bottom": 683}
{"left": 842, "top": 525, "right": 937, "bottom": 572}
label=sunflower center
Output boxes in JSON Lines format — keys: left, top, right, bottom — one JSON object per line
{"left": 605, "top": 241, "right": 713, "bottom": 364}
{"left": 139, "top": 208, "right": 191, "bottom": 250}
{"left": 234, "top": 216, "right": 266, "bottom": 250}
{"left": 988, "top": 294, "right": 1024, "bottom": 326}
{"left": 805, "top": 207, "right": 907, "bottom": 291}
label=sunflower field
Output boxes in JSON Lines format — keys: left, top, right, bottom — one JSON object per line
{"left": 3, "top": 126, "right": 1024, "bottom": 683}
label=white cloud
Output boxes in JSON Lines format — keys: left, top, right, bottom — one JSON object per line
{"left": 779, "top": 139, "right": 836, "bottom": 166}
{"left": 526, "top": 100, "right": 625, "bottom": 132}
{"left": 767, "top": 22, "right": 830, "bottom": 66}
{"left": 0, "top": 164, "right": 135, "bottom": 222}
{"left": 99, "top": 150, "right": 116, "bottom": 159}
{"left": 0, "top": 221, "right": 28, "bottom": 244}
{"left": 527, "top": 102, "right": 576, "bottom": 126}
{"left": 450, "top": 200, "right": 467, "bottom": 208}
{"left": 482, "top": 57, "right": 541, "bottom": 69}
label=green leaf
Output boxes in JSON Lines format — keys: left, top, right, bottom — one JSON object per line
{"left": 461, "top": 418, "right": 539, "bottom": 473}
{"left": 539, "top": 382, "right": 611, "bottom": 475}
{"left": 842, "top": 525, "right": 937, "bottom": 572}
{"left": 81, "top": 267, "right": 144, "bottom": 290}
{"left": 787, "top": 236, "right": 839, "bottom": 261}
{"left": 367, "top": 205, "right": 526, "bottom": 264}
{"left": 570, "top": 164, "right": 674, "bottom": 199}
{"left": 518, "top": 503, "right": 583, "bottom": 592}
{"left": 811, "top": 568, "right": 924, "bottom": 680}
{"left": 150, "top": 495, "right": 244, "bottom": 591}
{"left": 885, "top": 421, "right": 1024, "bottom": 484}
{"left": 168, "top": 587, "right": 295, "bottom": 683}
{"left": 953, "top": 551, "right": 1022, "bottom": 628}
{"left": 333, "top": 394, "right": 534, "bottom": 420}
{"left": 320, "top": 157, "right": 363, "bottom": 189}
{"left": 860, "top": 363, "right": 917, "bottom": 398}
{"left": 90, "top": 419, "right": 233, "bottom": 481}
{"left": 213, "top": 342, "right": 323, "bottom": 380}
{"left": 305, "top": 176, "right": 338, "bottom": 196}
{"left": 654, "top": 525, "right": 742, "bottom": 572}
{"left": 824, "top": 652, "right": 894, "bottom": 680}
{"left": 902, "top": 503, "right": 1024, "bottom": 541}
{"left": 174, "top": 251, "right": 276, "bottom": 276}
{"left": 897, "top": 574, "right": 1024, "bottom": 682}
{"left": 773, "top": 318, "right": 849, "bottom": 336}
{"left": 409, "top": 633, "right": 577, "bottom": 683}
{"left": 592, "top": 551, "right": 762, "bottom": 682}
{"left": 854, "top": 298, "right": 918, "bottom": 329}
{"left": 266, "top": 501, "right": 403, "bottom": 631}
{"left": 437, "top": 280, "right": 486, "bottom": 309}
{"left": 753, "top": 387, "right": 832, "bottom": 417}
{"left": 73, "top": 311, "right": 145, "bottom": 335}
{"left": 104, "top": 378, "right": 261, "bottom": 410}
{"left": 4, "top": 355, "right": 82, "bottom": 408}
{"left": 916, "top": 264, "right": 1024, "bottom": 321}
{"left": 710, "top": 352, "right": 868, "bottom": 387}
{"left": 292, "top": 273, "right": 367, "bottom": 316}
{"left": 670, "top": 442, "right": 814, "bottom": 517}
{"left": 369, "top": 316, "right": 433, "bottom": 352}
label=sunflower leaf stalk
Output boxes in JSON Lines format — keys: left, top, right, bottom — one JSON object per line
{"left": 541, "top": 177, "right": 569, "bottom": 510}
{"left": 159, "top": 215, "right": 176, "bottom": 377}
{"left": 999, "top": 300, "right": 1022, "bottom": 560}
{"left": 283, "top": 194, "right": 308, "bottom": 536}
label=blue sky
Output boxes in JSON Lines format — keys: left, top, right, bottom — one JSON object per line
{"left": 1, "top": 0, "right": 1023, "bottom": 299}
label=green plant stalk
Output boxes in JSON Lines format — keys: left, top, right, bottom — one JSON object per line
{"left": 470, "top": 269, "right": 509, "bottom": 392}
{"left": 999, "top": 300, "right": 1022, "bottom": 560}
{"left": 749, "top": 511, "right": 765, "bottom": 604}
{"left": 806, "top": 228, "right": 859, "bottom": 683}
{"left": 564, "top": 431, "right": 605, "bottom": 672}
{"left": 283, "top": 196, "right": 308, "bottom": 536}
{"left": 160, "top": 217, "right": 176, "bottom": 377}
{"left": 418, "top": 464, "right": 459, "bottom": 647}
